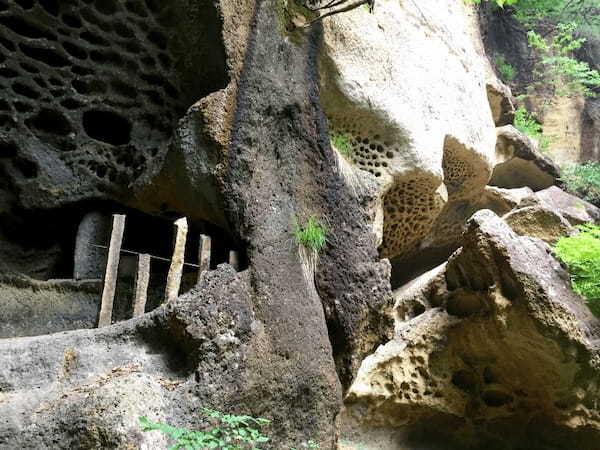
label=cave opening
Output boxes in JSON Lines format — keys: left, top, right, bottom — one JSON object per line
{"left": 0, "top": 200, "right": 246, "bottom": 338}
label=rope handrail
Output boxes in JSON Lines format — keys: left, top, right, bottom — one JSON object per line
{"left": 90, "top": 243, "right": 201, "bottom": 269}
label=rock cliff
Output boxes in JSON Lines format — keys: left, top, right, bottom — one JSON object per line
{"left": 0, "top": 0, "right": 600, "bottom": 449}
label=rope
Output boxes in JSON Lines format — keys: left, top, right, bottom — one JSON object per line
{"left": 90, "top": 244, "right": 201, "bottom": 269}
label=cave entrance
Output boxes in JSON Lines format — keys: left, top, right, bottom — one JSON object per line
{"left": 0, "top": 202, "right": 245, "bottom": 339}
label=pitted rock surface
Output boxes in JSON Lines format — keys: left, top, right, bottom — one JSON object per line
{"left": 0, "top": 0, "right": 227, "bottom": 210}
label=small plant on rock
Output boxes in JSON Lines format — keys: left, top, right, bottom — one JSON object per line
{"left": 494, "top": 55, "right": 516, "bottom": 82}
{"left": 554, "top": 224, "right": 600, "bottom": 317}
{"left": 513, "top": 105, "right": 551, "bottom": 151}
{"left": 294, "top": 215, "right": 328, "bottom": 252}
{"left": 560, "top": 163, "right": 600, "bottom": 205}
{"left": 331, "top": 133, "right": 352, "bottom": 156}
{"left": 139, "top": 408, "right": 270, "bottom": 449}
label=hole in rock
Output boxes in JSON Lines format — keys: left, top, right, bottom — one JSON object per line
{"left": 482, "top": 389, "right": 513, "bottom": 407}
{"left": 83, "top": 110, "right": 131, "bottom": 145}
{"left": 0, "top": 15, "right": 55, "bottom": 40}
{"left": 452, "top": 369, "right": 477, "bottom": 392}
{"left": 61, "top": 13, "right": 82, "bottom": 28}
{"left": 0, "top": 139, "right": 17, "bottom": 158}
{"left": 73, "top": 78, "right": 106, "bottom": 95}
{"left": 39, "top": 0, "right": 60, "bottom": 16}
{"left": 15, "top": 0, "right": 33, "bottom": 9}
{"left": 19, "top": 42, "right": 69, "bottom": 67}
{"left": 94, "top": 0, "right": 118, "bottom": 15}
{"left": 62, "top": 41, "right": 87, "bottom": 60}
{"left": 0, "top": 67, "right": 19, "bottom": 78}
{"left": 446, "top": 289, "right": 484, "bottom": 317}
{"left": 27, "top": 108, "right": 72, "bottom": 136}
{"left": 13, "top": 156, "right": 38, "bottom": 178}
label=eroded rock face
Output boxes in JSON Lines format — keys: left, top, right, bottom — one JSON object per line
{"left": 341, "top": 210, "right": 600, "bottom": 449}
{"left": 0, "top": 0, "right": 227, "bottom": 211}
{"left": 320, "top": 0, "right": 496, "bottom": 260}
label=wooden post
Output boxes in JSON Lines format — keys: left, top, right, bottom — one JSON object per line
{"left": 165, "top": 217, "right": 188, "bottom": 302}
{"left": 197, "top": 234, "right": 211, "bottom": 283}
{"left": 98, "top": 214, "right": 126, "bottom": 327}
{"left": 229, "top": 250, "right": 240, "bottom": 271}
{"left": 132, "top": 253, "right": 151, "bottom": 318}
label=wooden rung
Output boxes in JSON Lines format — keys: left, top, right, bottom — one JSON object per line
{"left": 132, "top": 253, "right": 151, "bottom": 318}
{"left": 197, "top": 234, "right": 211, "bottom": 283}
{"left": 98, "top": 214, "right": 126, "bottom": 327}
{"left": 229, "top": 250, "right": 240, "bottom": 271}
{"left": 165, "top": 217, "right": 188, "bottom": 302}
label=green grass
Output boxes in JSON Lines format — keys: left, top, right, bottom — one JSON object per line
{"left": 494, "top": 55, "right": 516, "bottom": 82}
{"left": 140, "top": 408, "right": 320, "bottom": 449}
{"left": 554, "top": 224, "right": 600, "bottom": 317}
{"left": 560, "top": 163, "right": 600, "bottom": 205}
{"left": 513, "top": 106, "right": 552, "bottom": 151}
{"left": 139, "top": 408, "right": 270, "bottom": 449}
{"left": 331, "top": 133, "right": 352, "bottom": 156}
{"left": 294, "top": 216, "right": 328, "bottom": 252}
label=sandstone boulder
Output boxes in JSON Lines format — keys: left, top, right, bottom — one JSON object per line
{"left": 486, "top": 82, "right": 515, "bottom": 127}
{"left": 341, "top": 210, "right": 600, "bottom": 449}
{"left": 490, "top": 125, "right": 560, "bottom": 191}
{"left": 503, "top": 205, "right": 575, "bottom": 245}
{"left": 477, "top": 185, "right": 534, "bottom": 216}
{"left": 534, "top": 185, "right": 600, "bottom": 225}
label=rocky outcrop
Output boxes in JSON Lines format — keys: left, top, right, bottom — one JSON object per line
{"left": 340, "top": 210, "right": 600, "bottom": 449}
{"left": 486, "top": 81, "right": 515, "bottom": 127}
{"left": 491, "top": 125, "right": 560, "bottom": 191}
{"left": 534, "top": 185, "right": 600, "bottom": 226}
{"left": 478, "top": 185, "right": 534, "bottom": 216}
{"left": 320, "top": 0, "right": 496, "bottom": 261}
{"left": 503, "top": 205, "right": 574, "bottom": 244}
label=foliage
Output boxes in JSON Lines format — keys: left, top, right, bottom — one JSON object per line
{"left": 513, "top": 106, "right": 551, "bottom": 151}
{"left": 527, "top": 23, "right": 600, "bottom": 98}
{"left": 140, "top": 409, "right": 321, "bottom": 450}
{"left": 331, "top": 133, "right": 352, "bottom": 156}
{"left": 494, "top": 55, "right": 517, "bottom": 81}
{"left": 294, "top": 216, "right": 328, "bottom": 252}
{"left": 465, "top": 0, "right": 518, "bottom": 7}
{"left": 560, "top": 163, "right": 600, "bottom": 204}
{"left": 512, "top": 0, "right": 600, "bottom": 34}
{"left": 466, "top": 0, "right": 600, "bottom": 33}
{"left": 554, "top": 223, "right": 600, "bottom": 317}
{"left": 139, "top": 408, "right": 270, "bottom": 450}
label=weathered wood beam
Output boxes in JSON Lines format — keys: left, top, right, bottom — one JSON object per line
{"left": 165, "top": 217, "right": 188, "bottom": 302}
{"left": 197, "top": 234, "right": 211, "bottom": 283}
{"left": 132, "top": 253, "right": 151, "bottom": 318}
{"left": 98, "top": 214, "right": 126, "bottom": 328}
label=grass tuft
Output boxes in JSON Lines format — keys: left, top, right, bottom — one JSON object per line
{"left": 294, "top": 216, "right": 328, "bottom": 252}
{"left": 331, "top": 133, "right": 352, "bottom": 156}
{"left": 560, "top": 163, "right": 600, "bottom": 205}
{"left": 554, "top": 223, "right": 600, "bottom": 317}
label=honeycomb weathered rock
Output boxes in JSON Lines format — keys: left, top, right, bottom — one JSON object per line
{"left": 0, "top": 0, "right": 227, "bottom": 210}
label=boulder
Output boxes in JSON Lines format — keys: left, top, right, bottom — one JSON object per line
{"left": 503, "top": 205, "right": 575, "bottom": 245}
{"left": 490, "top": 125, "right": 560, "bottom": 191}
{"left": 477, "top": 185, "right": 535, "bottom": 216}
{"left": 486, "top": 82, "right": 515, "bottom": 127}
{"left": 340, "top": 210, "right": 600, "bottom": 449}
{"left": 534, "top": 185, "right": 600, "bottom": 225}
